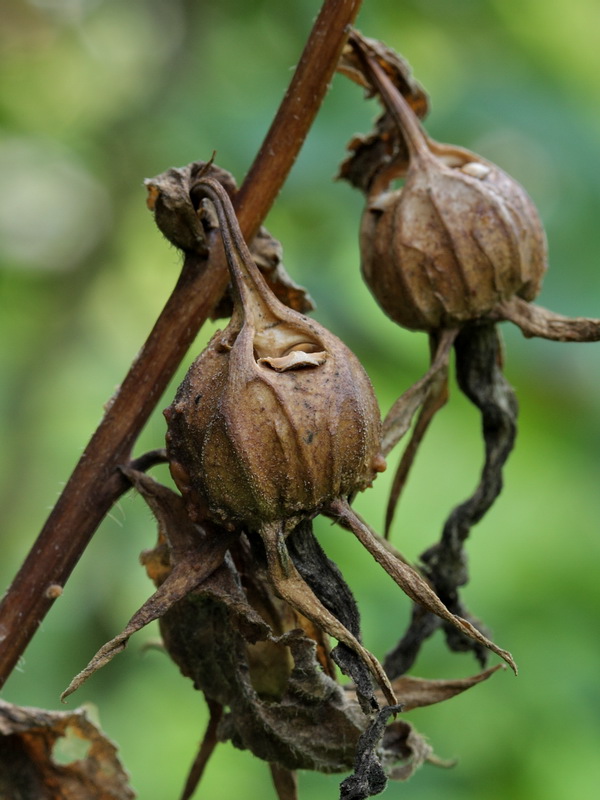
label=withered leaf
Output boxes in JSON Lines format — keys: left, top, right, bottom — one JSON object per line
{"left": 337, "top": 30, "right": 429, "bottom": 195}
{"left": 385, "top": 665, "right": 503, "bottom": 712}
{"left": 145, "top": 159, "right": 314, "bottom": 316}
{"left": 145, "top": 160, "right": 235, "bottom": 254}
{"left": 0, "top": 699, "right": 134, "bottom": 800}
{"left": 62, "top": 471, "right": 237, "bottom": 700}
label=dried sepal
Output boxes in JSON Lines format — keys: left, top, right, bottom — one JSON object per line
{"left": 496, "top": 296, "right": 600, "bottom": 341}
{"left": 61, "top": 471, "right": 238, "bottom": 700}
{"left": 179, "top": 700, "right": 222, "bottom": 800}
{"left": 385, "top": 664, "right": 503, "bottom": 711}
{"left": 383, "top": 328, "right": 458, "bottom": 535}
{"left": 327, "top": 498, "right": 517, "bottom": 675}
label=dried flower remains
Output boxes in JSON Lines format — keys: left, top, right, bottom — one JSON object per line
{"left": 62, "top": 161, "right": 516, "bottom": 800}
{"left": 338, "top": 30, "right": 600, "bottom": 676}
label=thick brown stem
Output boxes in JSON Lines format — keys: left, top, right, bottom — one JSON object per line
{"left": 0, "top": 0, "right": 363, "bottom": 689}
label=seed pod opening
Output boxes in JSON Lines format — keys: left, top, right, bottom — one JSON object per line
{"left": 358, "top": 56, "right": 548, "bottom": 332}
{"left": 165, "top": 177, "right": 385, "bottom": 529}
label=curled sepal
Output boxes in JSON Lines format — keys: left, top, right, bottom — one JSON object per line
{"left": 382, "top": 328, "right": 457, "bottom": 536}
{"left": 497, "top": 296, "right": 600, "bottom": 341}
{"left": 61, "top": 472, "right": 236, "bottom": 701}
{"left": 381, "top": 328, "right": 457, "bottom": 456}
{"left": 259, "top": 521, "right": 397, "bottom": 707}
{"left": 326, "top": 499, "right": 517, "bottom": 675}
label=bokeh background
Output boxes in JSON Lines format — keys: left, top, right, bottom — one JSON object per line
{"left": 1, "top": 1, "right": 600, "bottom": 798}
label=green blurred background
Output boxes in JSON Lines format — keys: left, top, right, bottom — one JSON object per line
{"left": 1, "top": 0, "right": 599, "bottom": 797}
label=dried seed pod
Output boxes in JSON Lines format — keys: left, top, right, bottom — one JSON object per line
{"left": 164, "top": 175, "right": 397, "bottom": 707}
{"left": 359, "top": 57, "right": 548, "bottom": 332}
{"left": 165, "top": 176, "right": 386, "bottom": 529}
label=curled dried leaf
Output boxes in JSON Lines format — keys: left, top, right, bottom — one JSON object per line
{"left": 338, "top": 30, "right": 429, "bottom": 195}
{"left": 145, "top": 160, "right": 314, "bottom": 315}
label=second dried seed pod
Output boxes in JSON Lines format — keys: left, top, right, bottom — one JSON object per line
{"left": 358, "top": 53, "right": 548, "bottom": 332}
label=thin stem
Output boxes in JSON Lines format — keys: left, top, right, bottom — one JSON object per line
{"left": 0, "top": 0, "right": 364, "bottom": 689}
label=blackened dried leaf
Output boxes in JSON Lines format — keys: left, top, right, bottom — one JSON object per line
{"left": 384, "top": 605, "right": 440, "bottom": 679}
{"left": 0, "top": 699, "right": 134, "bottom": 800}
{"left": 339, "top": 705, "right": 402, "bottom": 799}
{"left": 337, "top": 30, "right": 429, "bottom": 195}
{"left": 287, "top": 521, "right": 377, "bottom": 713}
{"left": 420, "top": 323, "right": 518, "bottom": 663}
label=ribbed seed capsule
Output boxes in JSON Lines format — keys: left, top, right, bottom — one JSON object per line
{"left": 359, "top": 60, "right": 548, "bottom": 332}
{"left": 165, "top": 177, "right": 385, "bottom": 529}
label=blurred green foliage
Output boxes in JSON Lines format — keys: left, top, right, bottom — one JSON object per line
{"left": 1, "top": 1, "right": 599, "bottom": 798}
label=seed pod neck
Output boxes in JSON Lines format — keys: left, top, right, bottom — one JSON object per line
{"left": 194, "top": 176, "right": 325, "bottom": 364}
{"left": 351, "top": 39, "right": 482, "bottom": 178}
{"left": 351, "top": 40, "right": 434, "bottom": 169}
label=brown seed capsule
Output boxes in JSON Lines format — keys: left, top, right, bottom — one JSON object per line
{"left": 165, "top": 176, "right": 385, "bottom": 529}
{"left": 359, "top": 59, "right": 548, "bottom": 332}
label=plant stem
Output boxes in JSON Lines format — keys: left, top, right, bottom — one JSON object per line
{"left": 0, "top": 0, "right": 363, "bottom": 689}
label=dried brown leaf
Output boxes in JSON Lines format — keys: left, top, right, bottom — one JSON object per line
{"left": 0, "top": 699, "right": 134, "bottom": 800}
{"left": 62, "top": 472, "right": 236, "bottom": 700}
{"left": 337, "top": 30, "right": 429, "bottom": 195}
